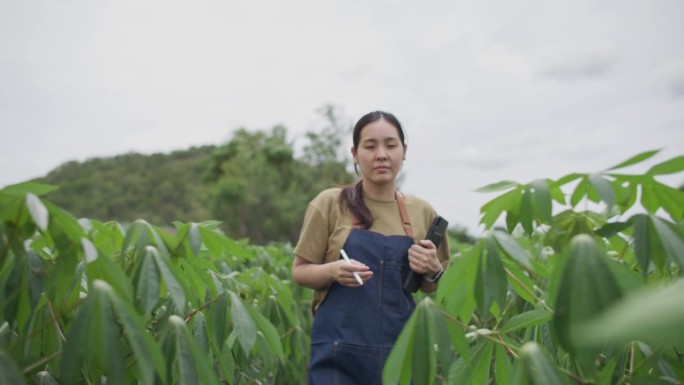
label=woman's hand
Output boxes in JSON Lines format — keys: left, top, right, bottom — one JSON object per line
{"left": 328, "top": 259, "right": 373, "bottom": 287}
{"left": 292, "top": 255, "right": 372, "bottom": 289}
{"left": 408, "top": 240, "right": 441, "bottom": 277}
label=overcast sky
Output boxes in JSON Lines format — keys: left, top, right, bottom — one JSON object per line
{"left": 1, "top": 0, "right": 683, "bottom": 233}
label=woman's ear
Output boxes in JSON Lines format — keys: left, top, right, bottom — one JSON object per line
{"left": 351, "top": 146, "right": 358, "bottom": 163}
{"left": 403, "top": 144, "right": 408, "bottom": 160}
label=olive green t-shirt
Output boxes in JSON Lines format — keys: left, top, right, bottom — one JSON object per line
{"left": 294, "top": 187, "right": 451, "bottom": 312}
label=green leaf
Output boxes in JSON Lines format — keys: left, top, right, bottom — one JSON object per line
{"left": 632, "top": 214, "right": 653, "bottom": 274}
{"left": 570, "top": 178, "right": 588, "bottom": 207}
{"left": 646, "top": 155, "right": 684, "bottom": 175}
{"left": 531, "top": 179, "right": 552, "bottom": 223}
{"left": 475, "top": 238, "right": 507, "bottom": 315}
{"left": 500, "top": 310, "right": 552, "bottom": 333}
{"left": 0, "top": 349, "right": 25, "bottom": 385}
{"left": 479, "top": 188, "right": 521, "bottom": 229}
{"left": 588, "top": 174, "right": 615, "bottom": 210}
{"left": 572, "top": 278, "right": 684, "bottom": 347}
{"left": 502, "top": 259, "right": 537, "bottom": 305}
{"left": 552, "top": 234, "right": 623, "bottom": 354}
{"left": 230, "top": 292, "right": 257, "bottom": 353}
{"left": 136, "top": 248, "right": 160, "bottom": 314}
{"left": 475, "top": 180, "right": 520, "bottom": 193}
{"left": 650, "top": 215, "right": 684, "bottom": 271}
{"left": 555, "top": 173, "right": 583, "bottom": 187}
{"left": 520, "top": 189, "right": 534, "bottom": 235}
{"left": 108, "top": 283, "right": 167, "bottom": 385}
{"left": 492, "top": 230, "right": 532, "bottom": 269}
{"left": 640, "top": 184, "right": 660, "bottom": 214}
{"left": 81, "top": 237, "right": 98, "bottom": 263}
{"left": 1, "top": 181, "right": 59, "bottom": 196}
{"left": 26, "top": 193, "right": 49, "bottom": 231}
{"left": 412, "top": 301, "right": 437, "bottom": 385}
{"left": 189, "top": 222, "right": 201, "bottom": 257}
{"left": 512, "top": 342, "right": 570, "bottom": 385}
{"left": 150, "top": 246, "right": 186, "bottom": 312}
{"left": 605, "top": 149, "right": 660, "bottom": 171}
{"left": 495, "top": 345, "right": 512, "bottom": 385}
{"left": 244, "top": 302, "right": 285, "bottom": 362}
{"left": 383, "top": 307, "right": 416, "bottom": 385}
{"left": 471, "top": 341, "right": 494, "bottom": 385}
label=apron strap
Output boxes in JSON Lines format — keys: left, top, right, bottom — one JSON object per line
{"left": 350, "top": 191, "right": 414, "bottom": 238}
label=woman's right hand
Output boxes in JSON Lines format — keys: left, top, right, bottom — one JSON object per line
{"left": 328, "top": 259, "right": 373, "bottom": 287}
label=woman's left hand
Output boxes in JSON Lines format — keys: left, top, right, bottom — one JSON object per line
{"left": 408, "top": 240, "right": 441, "bottom": 277}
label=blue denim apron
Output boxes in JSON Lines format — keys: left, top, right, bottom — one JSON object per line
{"left": 308, "top": 193, "right": 415, "bottom": 385}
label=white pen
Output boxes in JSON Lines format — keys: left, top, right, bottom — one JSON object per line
{"left": 340, "top": 249, "right": 364, "bottom": 285}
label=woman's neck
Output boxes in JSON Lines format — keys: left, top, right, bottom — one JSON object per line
{"left": 361, "top": 179, "right": 396, "bottom": 201}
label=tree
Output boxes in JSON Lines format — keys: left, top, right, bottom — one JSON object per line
{"left": 206, "top": 107, "right": 354, "bottom": 244}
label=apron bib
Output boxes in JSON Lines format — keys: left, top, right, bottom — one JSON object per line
{"left": 308, "top": 193, "right": 415, "bottom": 385}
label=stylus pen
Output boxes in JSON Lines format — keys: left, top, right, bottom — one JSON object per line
{"left": 340, "top": 249, "right": 364, "bottom": 285}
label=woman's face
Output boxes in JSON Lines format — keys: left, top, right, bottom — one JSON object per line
{"left": 352, "top": 118, "right": 406, "bottom": 187}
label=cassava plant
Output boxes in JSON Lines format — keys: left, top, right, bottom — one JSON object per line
{"left": 382, "top": 149, "right": 684, "bottom": 385}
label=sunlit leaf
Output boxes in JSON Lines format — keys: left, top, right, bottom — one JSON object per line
{"left": 189, "top": 222, "right": 202, "bottom": 257}
{"left": 26, "top": 193, "right": 49, "bottom": 231}
{"left": 81, "top": 237, "right": 98, "bottom": 263}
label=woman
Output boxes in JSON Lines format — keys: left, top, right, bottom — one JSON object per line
{"left": 292, "top": 111, "right": 450, "bottom": 384}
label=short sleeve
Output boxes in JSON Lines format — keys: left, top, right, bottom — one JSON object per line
{"left": 293, "top": 199, "right": 330, "bottom": 264}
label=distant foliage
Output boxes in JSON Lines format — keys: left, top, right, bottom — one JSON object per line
{"left": 39, "top": 147, "right": 215, "bottom": 226}
{"left": 36, "top": 106, "right": 355, "bottom": 244}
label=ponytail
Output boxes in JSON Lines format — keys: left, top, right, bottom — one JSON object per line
{"left": 339, "top": 180, "right": 373, "bottom": 229}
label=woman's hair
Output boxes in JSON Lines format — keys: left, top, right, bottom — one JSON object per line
{"left": 339, "top": 111, "right": 406, "bottom": 228}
